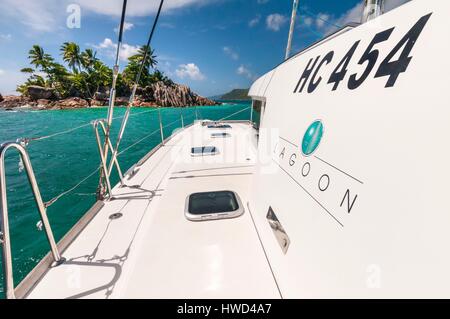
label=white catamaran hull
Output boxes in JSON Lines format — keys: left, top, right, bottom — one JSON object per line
{"left": 249, "top": 0, "right": 450, "bottom": 298}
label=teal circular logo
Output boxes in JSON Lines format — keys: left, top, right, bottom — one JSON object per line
{"left": 301, "top": 120, "right": 324, "bottom": 156}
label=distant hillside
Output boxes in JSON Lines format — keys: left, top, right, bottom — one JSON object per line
{"left": 220, "top": 88, "right": 250, "bottom": 100}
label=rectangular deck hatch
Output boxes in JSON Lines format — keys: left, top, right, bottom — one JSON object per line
{"left": 191, "top": 146, "right": 219, "bottom": 156}
{"left": 211, "top": 133, "right": 231, "bottom": 138}
{"left": 207, "top": 124, "right": 232, "bottom": 129}
{"left": 185, "top": 191, "right": 244, "bottom": 221}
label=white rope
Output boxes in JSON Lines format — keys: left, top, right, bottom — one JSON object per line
{"left": 21, "top": 102, "right": 250, "bottom": 145}
{"left": 29, "top": 122, "right": 93, "bottom": 141}
{"left": 219, "top": 107, "right": 251, "bottom": 121}
{"left": 117, "top": 117, "right": 181, "bottom": 157}
{"left": 117, "top": 128, "right": 160, "bottom": 157}
{"left": 127, "top": 108, "right": 156, "bottom": 118}
{"left": 44, "top": 166, "right": 101, "bottom": 208}
{"left": 40, "top": 110, "right": 163, "bottom": 207}
{"left": 29, "top": 108, "right": 157, "bottom": 142}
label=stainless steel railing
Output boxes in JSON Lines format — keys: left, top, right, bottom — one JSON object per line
{"left": 0, "top": 141, "right": 64, "bottom": 299}
{"left": 92, "top": 119, "right": 126, "bottom": 198}
{"left": 92, "top": 109, "right": 187, "bottom": 200}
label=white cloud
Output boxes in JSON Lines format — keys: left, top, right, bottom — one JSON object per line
{"left": 303, "top": 17, "right": 313, "bottom": 27}
{"left": 0, "top": 69, "right": 5, "bottom": 76}
{"left": 120, "top": 43, "right": 141, "bottom": 61}
{"left": 237, "top": 65, "right": 256, "bottom": 80}
{"left": 248, "top": 15, "right": 261, "bottom": 27}
{"left": 75, "top": 0, "right": 219, "bottom": 17}
{"left": 93, "top": 38, "right": 140, "bottom": 62}
{"left": 0, "top": 0, "right": 57, "bottom": 32}
{"left": 97, "top": 38, "right": 115, "bottom": 49}
{"left": 114, "top": 22, "right": 134, "bottom": 34}
{"left": 223, "top": 47, "right": 239, "bottom": 60}
{"left": 321, "top": 4, "right": 362, "bottom": 35}
{"left": 335, "top": 4, "right": 363, "bottom": 26}
{"left": 0, "top": 0, "right": 221, "bottom": 32}
{"left": 176, "top": 63, "right": 205, "bottom": 81}
{"left": 0, "top": 34, "right": 12, "bottom": 40}
{"left": 213, "top": 24, "right": 227, "bottom": 31}
{"left": 160, "top": 22, "right": 176, "bottom": 29}
{"left": 266, "top": 13, "right": 288, "bottom": 32}
{"left": 315, "top": 13, "right": 330, "bottom": 29}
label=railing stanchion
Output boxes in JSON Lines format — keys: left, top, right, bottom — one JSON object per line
{"left": 0, "top": 142, "right": 64, "bottom": 299}
{"left": 91, "top": 120, "right": 125, "bottom": 198}
{"left": 158, "top": 108, "right": 165, "bottom": 145}
{"left": 180, "top": 108, "right": 184, "bottom": 128}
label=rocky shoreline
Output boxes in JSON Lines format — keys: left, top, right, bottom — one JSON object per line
{"left": 0, "top": 81, "right": 219, "bottom": 111}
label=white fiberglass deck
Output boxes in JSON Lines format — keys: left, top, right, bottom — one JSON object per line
{"left": 26, "top": 121, "right": 280, "bottom": 299}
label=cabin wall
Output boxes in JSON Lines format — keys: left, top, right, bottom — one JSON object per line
{"left": 248, "top": 0, "right": 450, "bottom": 298}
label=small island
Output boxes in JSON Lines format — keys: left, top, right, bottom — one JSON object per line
{"left": 0, "top": 43, "right": 218, "bottom": 110}
{"left": 219, "top": 88, "right": 250, "bottom": 101}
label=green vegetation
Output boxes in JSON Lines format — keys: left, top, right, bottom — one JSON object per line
{"left": 220, "top": 88, "right": 250, "bottom": 100}
{"left": 17, "top": 42, "right": 174, "bottom": 99}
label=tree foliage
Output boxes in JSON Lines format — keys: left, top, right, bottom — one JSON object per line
{"left": 18, "top": 43, "right": 172, "bottom": 99}
{"left": 123, "top": 45, "right": 158, "bottom": 86}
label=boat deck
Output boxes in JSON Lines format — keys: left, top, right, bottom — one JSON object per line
{"left": 25, "top": 121, "right": 280, "bottom": 299}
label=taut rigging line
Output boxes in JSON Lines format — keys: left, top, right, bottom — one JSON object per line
{"left": 96, "top": 0, "right": 165, "bottom": 199}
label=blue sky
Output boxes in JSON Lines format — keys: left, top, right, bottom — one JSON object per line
{"left": 0, "top": 0, "right": 408, "bottom": 97}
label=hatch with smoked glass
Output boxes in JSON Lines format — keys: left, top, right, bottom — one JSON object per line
{"left": 207, "top": 124, "right": 232, "bottom": 129}
{"left": 211, "top": 132, "right": 231, "bottom": 138}
{"left": 185, "top": 190, "right": 244, "bottom": 221}
{"left": 191, "top": 146, "right": 219, "bottom": 156}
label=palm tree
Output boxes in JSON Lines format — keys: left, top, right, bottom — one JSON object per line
{"left": 27, "top": 45, "right": 57, "bottom": 89}
{"left": 28, "top": 45, "right": 53, "bottom": 71}
{"left": 28, "top": 45, "right": 45, "bottom": 68}
{"left": 91, "top": 61, "right": 112, "bottom": 93}
{"left": 20, "top": 67, "right": 34, "bottom": 74}
{"left": 124, "top": 45, "right": 158, "bottom": 86}
{"left": 81, "top": 49, "right": 98, "bottom": 71}
{"left": 131, "top": 45, "right": 157, "bottom": 70}
{"left": 62, "top": 44, "right": 101, "bottom": 98}
{"left": 46, "top": 62, "right": 70, "bottom": 94}
{"left": 137, "top": 45, "right": 157, "bottom": 69}
{"left": 61, "top": 42, "right": 82, "bottom": 73}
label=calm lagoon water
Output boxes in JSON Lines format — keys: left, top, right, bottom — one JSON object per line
{"left": 0, "top": 101, "right": 253, "bottom": 297}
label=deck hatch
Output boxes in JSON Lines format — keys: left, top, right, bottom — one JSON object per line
{"left": 185, "top": 191, "right": 244, "bottom": 221}
{"left": 191, "top": 146, "right": 219, "bottom": 156}
{"left": 207, "top": 124, "right": 232, "bottom": 129}
{"left": 211, "top": 132, "right": 231, "bottom": 138}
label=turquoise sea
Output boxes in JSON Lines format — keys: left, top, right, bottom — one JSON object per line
{"left": 0, "top": 101, "right": 254, "bottom": 298}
